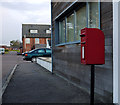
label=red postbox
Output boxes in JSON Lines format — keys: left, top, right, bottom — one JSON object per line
{"left": 80, "top": 28, "right": 105, "bottom": 65}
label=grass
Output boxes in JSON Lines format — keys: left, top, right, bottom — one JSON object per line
{"left": 4, "top": 49, "right": 20, "bottom": 54}
{"left": 5, "top": 51, "right": 9, "bottom": 54}
{"left": 9, "top": 50, "right": 20, "bottom": 52}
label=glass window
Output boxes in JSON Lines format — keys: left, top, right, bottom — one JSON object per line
{"left": 59, "top": 19, "right": 65, "bottom": 43}
{"left": 33, "top": 50, "right": 38, "bottom": 53}
{"left": 25, "top": 38, "right": 30, "bottom": 44}
{"left": 88, "top": 2, "right": 99, "bottom": 28}
{"left": 46, "top": 30, "right": 51, "bottom": 34}
{"left": 35, "top": 38, "right": 39, "bottom": 44}
{"left": 46, "top": 49, "right": 51, "bottom": 53}
{"left": 38, "top": 49, "right": 45, "bottom": 53}
{"left": 57, "top": 2, "right": 99, "bottom": 45}
{"left": 66, "top": 13, "right": 74, "bottom": 42}
{"left": 75, "top": 6, "right": 87, "bottom": 41}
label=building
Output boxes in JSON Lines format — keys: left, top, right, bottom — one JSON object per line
{"left": 0, "top": 45, "right": 7, "bottom": 49}
{"left": 0, "top": 45, "right": 11, "bottom": 50}
{"left": 51, "top": 1, "right": 113, "bottom": 103}
{"left": 22, "top": 24, "right": 51, "bottom": 52}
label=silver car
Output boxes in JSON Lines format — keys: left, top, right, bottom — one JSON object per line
{"left": 0, "top": 48, "right": 5, "bottom": 54}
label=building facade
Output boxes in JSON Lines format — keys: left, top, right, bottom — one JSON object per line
{"left": 22, "top": 24, "right": 51, "bottom": 52}
{"left": 52, "top": 2, "right": 113, "bottom": 103}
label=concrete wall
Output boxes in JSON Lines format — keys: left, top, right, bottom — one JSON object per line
{"left": 52, "top": 2, "right": 113, "bottom": 103}
{"left": 37, "top": 57, "right": 52, "bottom": 72}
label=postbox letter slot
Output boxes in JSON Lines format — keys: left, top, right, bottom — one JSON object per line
{"left": 80, "top": 34, "right": 85, "bottom": 37}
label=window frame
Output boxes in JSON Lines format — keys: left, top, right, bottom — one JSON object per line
{"left": 35, "top": 38, "right": 39, "bottom": 44}
{"left": 55, "top": 2, "right": 100, "bottom": 46}
{"left": 25, "top": 38, "right": 30, "bottom": 44}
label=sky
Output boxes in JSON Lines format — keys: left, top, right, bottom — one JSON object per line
{"left": 0, "top": 0, "right": 51, "bottom": 46}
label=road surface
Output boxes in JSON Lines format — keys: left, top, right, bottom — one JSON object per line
{"left": 2, "top": 51, "right": 23, "bottom": 86}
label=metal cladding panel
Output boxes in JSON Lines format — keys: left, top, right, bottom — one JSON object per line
{"left": 81, "top": 28, "right": 105, "bottom": 65}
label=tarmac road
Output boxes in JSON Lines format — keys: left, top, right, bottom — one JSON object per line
{"left": 2, "top": 51, "right": 23, "bottom": 86}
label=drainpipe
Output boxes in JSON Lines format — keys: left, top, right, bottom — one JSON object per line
{"left": 24, "top": 35, "right": 26, "bottom": 52}
{"left": 51, "top": 1, "right": 53, "bottom": 74}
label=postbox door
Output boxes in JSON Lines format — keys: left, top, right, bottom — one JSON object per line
{"left": 80, "top": 31, "right": 87, "bottom": 64}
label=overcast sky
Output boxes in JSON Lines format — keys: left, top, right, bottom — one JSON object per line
{"left": 0, "top": 0, "right": 51, "bottom": 46}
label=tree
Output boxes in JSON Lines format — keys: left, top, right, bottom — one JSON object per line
{"left": 10, "top": 40, "right": 21, "bottom": 48}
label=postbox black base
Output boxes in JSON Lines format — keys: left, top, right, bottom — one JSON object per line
{"left": 90, "top": 65, "right": 95, "bottom": 105}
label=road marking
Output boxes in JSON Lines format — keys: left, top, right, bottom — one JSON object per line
{"left": 2, "top": 64, "right": 18, "bottom": 96}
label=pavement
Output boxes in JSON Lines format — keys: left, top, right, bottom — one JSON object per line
{"left": 2, "top": 61, "right": 90, "bottom": 104}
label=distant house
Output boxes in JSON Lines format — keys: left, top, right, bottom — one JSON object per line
{"left": 10, "top": 46, "right": 20, "bottom": 50}
{"left": 0, "top": 45, "right": 10, "bottom": 50}
{"left": 22, "top": 24, "right": 51, "bottom": 52}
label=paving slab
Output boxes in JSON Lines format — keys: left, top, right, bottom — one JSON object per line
{"left": 2, "top": 62, "right": 90, "bottom": 103}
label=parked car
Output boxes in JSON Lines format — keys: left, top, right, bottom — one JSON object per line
{"left": 0, "top": 48, "right": 5, "bottom": 54}
{"left": 22, "top": 51, "right": 29, "bottom": 56}
{"left": 23, "top": 48, "right": 51, "bottom": 62}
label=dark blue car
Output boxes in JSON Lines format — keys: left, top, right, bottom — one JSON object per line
{"left": 23, "top": 48, "right": 51, "bottom": 62}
